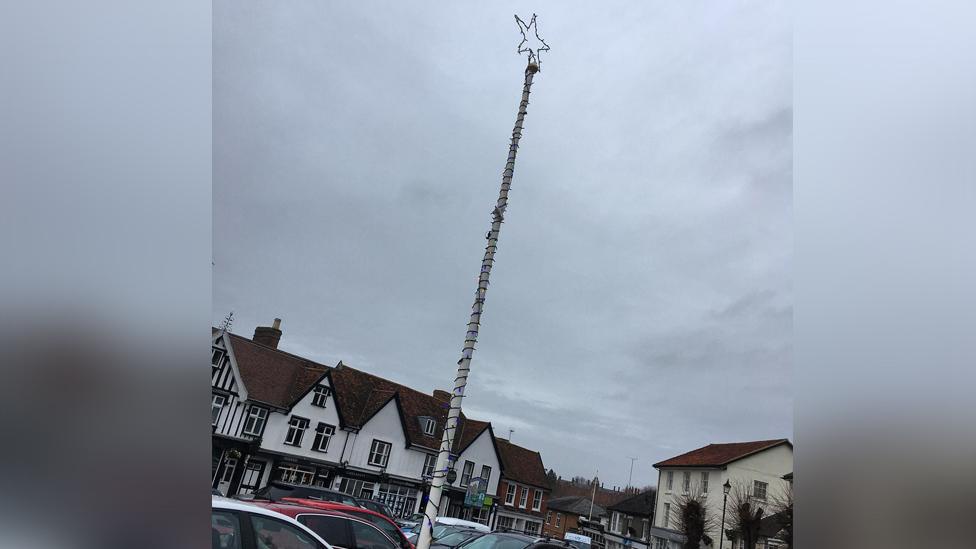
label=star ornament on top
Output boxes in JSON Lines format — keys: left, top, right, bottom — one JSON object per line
{"left": 515, "top": 13, "right": 550, "bottom": 70}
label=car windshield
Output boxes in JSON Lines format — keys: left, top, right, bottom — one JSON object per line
{"left": 460, "top": 534, "right": 533, "bottom": 549}
{"left": 432, "top": 525, "right": 457, "bottom": 539}
{"left": 437, "top": 531, "right": 480, "bottom": 546}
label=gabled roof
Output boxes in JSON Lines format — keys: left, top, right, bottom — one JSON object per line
{"left": 218, "top": 329, "right": 507, "bottom": 459}
{"left": 329, "top": 364, "right": 492, "bottom": 453}
{"left": 606, "top": 490, "right": 656, "bottom": 517}
{"left": 497, "top": 439, "right": 549, "bottom": 489}
{"left": 225, "top": 332, "right": 330, "bottom": 408}
{"left": 653, "top": 439, "right": 791, "bottom": 468}
{"left": 547, "top": 495, "right": 605, "bottom": 517}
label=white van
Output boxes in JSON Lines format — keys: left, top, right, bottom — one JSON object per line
{"left": 564, "top": 533, "right": 592, "bottom": 549}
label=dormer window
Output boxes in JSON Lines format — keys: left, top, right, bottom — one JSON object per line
{"left": 421, "top": 417, "right": 436, "bottom": 436}
{"left": 311, "top": 385, "right": 331, "bottom": 407}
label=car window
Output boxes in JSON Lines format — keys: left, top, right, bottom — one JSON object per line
{"left": 349, "top": 512, "right": 405, "bottom": 547}
{"left": 438, "top": 531, "right": 480, "bottom": 547}
{"left": 351, "top": 520, "right": 398, "bottom": 549}
{"left": 461, "top": 534, "right": 532, "bottom": 549}
{"left": 299, "top": 515, "right": 354, "bottom": 548}
{"left": 432, "top": 525, "right": 457, "bottom": 539}
{"left": 250, "top": 515, "right": 324, "bottom": 549}
{"left": 212, "top": 511, "right": 242, "bottom": 549}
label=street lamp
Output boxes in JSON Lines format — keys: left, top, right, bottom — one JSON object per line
{"left": 719, "top": 480, "right": 732, "bottom": 549}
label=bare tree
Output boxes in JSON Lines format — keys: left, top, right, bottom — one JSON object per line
{"left": 668, "top": 483, "right": 716, "bottom": 548}
{"left": 725, "top": 481, "right": 765, "bottom": 549}
{"left": 769, "top": 480, "right": 793, "bottom": 549}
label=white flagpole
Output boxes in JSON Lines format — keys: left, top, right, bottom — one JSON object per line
{"left": 415, "top": 15, "right": 548, "bottom": 549}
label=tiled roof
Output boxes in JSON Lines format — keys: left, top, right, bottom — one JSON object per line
{"left": 606, "top": 490, "right": 656, "bottom": 517}
{"left": 497, "top": 439, "right": 549, "bottom": 489}
{"left": 221, "top": 330, "right": 504, "bottom": 457}
{"left": 653, "top": 439, "right": 791, "bottom": 468}
{"left": 547, "top": 495, "right": 605, "bottom": 517}
{"left": 329, "top": 364, "right": 490, "bottom": 453}
{"left": 225, "top": 332, "right": 329, "bottom": 408}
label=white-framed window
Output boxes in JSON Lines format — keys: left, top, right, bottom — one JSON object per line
{"left": 682, "top": 471, "right": 691, "bottom": 494}
{"left": 338, "top": 478, "right": 376, "bottom": 499}
{"left": 211, "top": 394, "right": 226, "bottom": 426}
{"left": 666, "top": 471, "right": 673, "bottom": 491}
{"left": 211, "top": 348, "right": 225, "bottom": 366}
{"left": 505, "top": 483, "right": 516, "bottom": 505}
{"left": 663, "top": 503, "right": 670, "bottom": 528}
{"left": 519, "top": 486, "right": 528, "bottom": 508}
{"left": 422, "top": 417, "right": 436, "bottom": 436}
{"left": 312, "top": 422, "right": 335, "bottom": 452}
{"left": 555, "top": 513, "right": 562, "bottom": 528}
{"left": 532, "top": 489, "right": 542, "bottom": 511}
{"left": 497, "top": 516, "right": 514, "bottom": 531}
{"left": 524, "top": 521, "right": 541, "bottom": 535}
{"left": 753, "top": 480, "right": 768, "bottom": 500}
{"left": 610, "top": 512, "right": 620, "bottom": 533}
{"left": 284, "top": 416, "right": 310, "bottom": 446}
{"left": 461, "top": 460, "right": 475, "bottom": 485}
{"left": 242, "top": 405, "right": 268, "bottom": 436}
{"left": 422, "top": 453, "right": 437, "bottom": 478}
{"left": 701, "top": 472, "right": 709, "bottom": 493}
{"left": 278, "top": 464, "right": 314, "bottom": 485}
{"left": 368, "top": 439, "right": 392, "bottom": 467}
{"left": 311, "top": 385, "right": 331, "bottom": 407}
{"left": 546, "top": 511, "right": 552, "bottom": 525}
{"left": 654, "top": 538, "right": 668, "bottom": 549}
{"left": 481, "top": 465, "right": 492, "bottom": 485}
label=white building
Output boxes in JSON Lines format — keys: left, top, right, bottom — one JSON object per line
{"left": 649, "top": 439, "right": 793, "bottom": 549}
{"left": 211, "top": 320, "right": 506, "bottom": 522}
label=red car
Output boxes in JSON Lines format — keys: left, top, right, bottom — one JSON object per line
{"left": 248, "top": 501, "right": 401, "bottom": 549}
{"left": 282, "top": 498, "right": 414, "bottom": 549}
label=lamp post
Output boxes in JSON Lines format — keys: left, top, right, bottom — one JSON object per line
{"left": 719, "top": 479, "right": 732, "bottom": 549}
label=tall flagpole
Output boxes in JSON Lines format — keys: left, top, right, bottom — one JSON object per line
{"left": 415, "top": 14, "right": 549, "bottom": 549}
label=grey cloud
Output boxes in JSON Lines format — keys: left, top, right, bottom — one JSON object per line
{"left": 214, "top": 0, "right": 791, "bottom": 489}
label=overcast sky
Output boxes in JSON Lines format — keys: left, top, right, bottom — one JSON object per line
{"left": 214, "top": 0, "right": 791, "bottom": 489}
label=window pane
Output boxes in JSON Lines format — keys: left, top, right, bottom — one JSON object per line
{"left": 212, "top": 511, "right": 242, "bottom": 549}
{"left": 251, "top": 515, "right": 322, "bottom": 549}
{"left": 298, "top": 515, "right": 352, "bottom": 548}
{"left": 350, "top": 521, "right": 396, "bottom": 549}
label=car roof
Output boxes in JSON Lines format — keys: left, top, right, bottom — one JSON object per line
{"left": 247, "top": 500, "right": 357, "bottom": 518}
{"left": 212, "top": 496, "right": 333, "bottom": 547}
{"left": 283, "top": 498, "right": 390, "bottom": 519}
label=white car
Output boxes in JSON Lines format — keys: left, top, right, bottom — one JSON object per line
{"left": 212, "top": 495, "right": 335, "bottom": 549}
{"left": 404, "top": 517, "right": 490, "bottom": 543}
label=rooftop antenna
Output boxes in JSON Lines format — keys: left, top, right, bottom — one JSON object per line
{"left": 219, "top": 311, "right": 234, "bottom": 334}
{"left": 627, "top": 457, "right": 638, "bottom": 490}
{"left": 416, "top": 15, "right": 550, "bottom": 549}
{"left": 508, "top": 429, "right": 514, "bottom": 441}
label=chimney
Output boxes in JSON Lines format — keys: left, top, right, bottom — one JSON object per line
{"left": 432, "top": 389, "right": 451, "bottom": 402}
{"left": 253, "top": 318, "right": 282, "bottom": 349}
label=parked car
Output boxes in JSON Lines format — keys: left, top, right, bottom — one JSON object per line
{"left": 244, "top": 480, "right": 361, "bottom": 506}
{"left": 282, "top": 497, "right": 414, "bottom": 549}
{"left": 455, "top": 532, "right": 571, "bottom": 549}
{"left": 430, "top": 529, "right": 485, "bottom": 549}
{"left": 249, "top": 500, "right": 402, "bottom": 549}
{"left": 212, "top": 495, "right": 332, "bottom": 549}
{"left": 405, "top": 518, "right": 489, "bottom": 544}
{"left": 397, "top": 513, "right": 426, "bottom": 532}
{"left": 355, "top": 498, "right": 396, "bottom": 519}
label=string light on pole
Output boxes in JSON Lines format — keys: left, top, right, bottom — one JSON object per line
{"left": 414, "top": 14, "right": 550, "bottom": 549}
